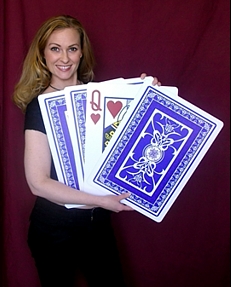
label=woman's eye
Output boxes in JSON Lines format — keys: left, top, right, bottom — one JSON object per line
{"left": 51, "top": 47, "right": 59, "bottom": 51}
{"left": 69, "top": 47, "right": 77, "bottom": 52}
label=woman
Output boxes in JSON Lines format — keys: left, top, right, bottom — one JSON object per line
{"left": 13, "top": 15, "right": 161, "bottom": 287}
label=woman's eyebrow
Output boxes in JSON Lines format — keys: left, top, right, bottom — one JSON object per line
{"left": 48, "top": 42, "right": 80, "bottom": 47}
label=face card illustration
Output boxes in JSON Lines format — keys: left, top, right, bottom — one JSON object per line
{"left": 103, "top": 95, "right": 132, "bottom": 151}
{"left": 87, "top": 85, "right": 223, "bottom": 222}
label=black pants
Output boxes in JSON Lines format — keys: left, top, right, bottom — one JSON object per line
{"left": 28, "top": 197, "right": 126, "bottom": 287}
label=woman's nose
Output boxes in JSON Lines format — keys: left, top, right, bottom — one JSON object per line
{"left": 60, "top": 51, "right": 69, "bottom": 62}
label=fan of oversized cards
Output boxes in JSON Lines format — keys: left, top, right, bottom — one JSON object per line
{"left": 38, "top": 76, "right": 223, "bottom": 222}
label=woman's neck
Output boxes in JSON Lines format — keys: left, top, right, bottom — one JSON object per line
{"left": 49, "top": 79, "right": 82, "bottom": 91}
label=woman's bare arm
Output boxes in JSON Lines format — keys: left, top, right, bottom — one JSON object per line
{"left": 24, "top": 129, "right": 132, "bottom": 212}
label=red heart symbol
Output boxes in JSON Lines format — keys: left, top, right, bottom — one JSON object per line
{"left": 91, "top": 113, "right": 100, "bottom": 124}
{"left": 107, "top": 101, "right": 123, "bottom": 118}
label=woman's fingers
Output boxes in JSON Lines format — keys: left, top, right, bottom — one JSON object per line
{"left": 140, "top": 73, "right": 161, "bottom": 86}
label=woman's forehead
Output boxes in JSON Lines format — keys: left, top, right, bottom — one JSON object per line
{"left": 48, "top": 28, "right": 80, "bottom": 43}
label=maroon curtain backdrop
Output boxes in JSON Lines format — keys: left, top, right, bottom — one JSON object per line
{"left": 1, "top": 0, "right": 230, "bottom": 286}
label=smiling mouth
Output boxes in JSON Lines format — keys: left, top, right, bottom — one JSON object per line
{"left": 57, "top": 65, "right": 71, "bottom": 71}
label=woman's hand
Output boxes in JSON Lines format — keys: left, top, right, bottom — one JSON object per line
{"left": 140, "top": 73, "right": 161, "bottom": 86}
{"left": 101, "top": 193, "right": 134, "bottom": 213}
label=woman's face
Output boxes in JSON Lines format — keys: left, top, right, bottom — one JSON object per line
{"left": 44, "top": 28, "right": 82, "bottom": 85}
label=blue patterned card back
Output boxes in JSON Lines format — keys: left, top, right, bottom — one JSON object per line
{"left": 89, "top": 86, "right": 223, "bottom": 222}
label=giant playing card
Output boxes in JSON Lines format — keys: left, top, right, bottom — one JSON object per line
{"left": 38, "top": 91, "right": 82, "bottom": 200}
{"left": 87, "top": 85, "right": 224, "bottom": 222}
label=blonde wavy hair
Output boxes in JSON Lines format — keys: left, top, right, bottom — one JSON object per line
{"left": 13, "top": 15, "right": 95, "bottom": 112}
